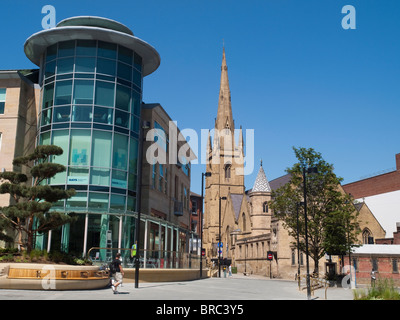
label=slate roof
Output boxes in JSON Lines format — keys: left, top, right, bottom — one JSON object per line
{"left": 251, "top": 163, "right": 271, "bottom": 193}
{"left": 269, "top": 173, "right": 292, "bottom": 191}
{"left": 230, "top": 194, "right": 244, "bottom": 221}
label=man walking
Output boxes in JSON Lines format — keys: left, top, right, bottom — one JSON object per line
{"left": 111, "top": 253, "right": 124, "bottom": 294}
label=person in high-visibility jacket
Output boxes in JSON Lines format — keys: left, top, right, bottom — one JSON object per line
{"left": 131, "top": 243, "right": 137, "bottom": 258}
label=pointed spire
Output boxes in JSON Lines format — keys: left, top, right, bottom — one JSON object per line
{"left": 252, "top": 161, "right": 271, "bottom": 193}
{"left": 215, "top": 47, "right": 234, "bottom": 132}
{"left": 237, "top": 125, "right": 244, "bottom": 155}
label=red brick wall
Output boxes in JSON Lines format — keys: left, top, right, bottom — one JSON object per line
{"left": 344, "top": 255, "right": 400, "bottom": 286}
{"left": 343, "top": 154, "right": 400, "bottom": 198}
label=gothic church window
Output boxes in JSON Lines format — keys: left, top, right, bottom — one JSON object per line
{"left": 224, "top": 164, "right": 231, "bottom": 179}
{"left": 362, "top": 229, "right": 374, "bottom": 244}
{"left": 263, "top": 202, "right": 268, "bottom": 213}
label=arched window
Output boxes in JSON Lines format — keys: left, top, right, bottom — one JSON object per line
{"left": 224, "top": 164, "right": 231, "bottom": 179}
{"left": 242, "top": 212, "right": 246, "bottom": 231}
{"left": 362, "top": 229, "right": 374, "bottom": 244}
{"left": 263, "top": 202, "right": 268, "bottom": 213}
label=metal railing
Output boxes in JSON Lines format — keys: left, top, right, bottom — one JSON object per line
{"left": 87, "top": 247, "right": 204, "bottom": 270}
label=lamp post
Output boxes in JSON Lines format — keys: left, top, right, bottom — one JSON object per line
{"left": 296, "top": 202, "right": 301, "bottom": 289}
{"left": 303, "top": 166, "right": 318, "bottom": 300}
{"left": 218, "top": 196, "right": 227, "bottom": 277}
{"left": 135, "top": 121, "right": 149, "bottom": 289}
{"left": 200, "top": 172, "right": 211, "bottom": 279}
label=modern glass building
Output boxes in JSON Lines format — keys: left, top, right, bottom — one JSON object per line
{"left": 24, "top": 16, "right": 160, "bottom": 260}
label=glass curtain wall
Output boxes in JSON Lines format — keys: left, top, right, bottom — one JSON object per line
{"left": 37, "top": 39, "right": 142, "bottom": 256}
{"left": 34, "top": 39, "right": 199, "bottom": 266}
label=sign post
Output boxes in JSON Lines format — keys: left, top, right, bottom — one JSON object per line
{"left": 267, "top": 251, "right": 273, "bottom": 279}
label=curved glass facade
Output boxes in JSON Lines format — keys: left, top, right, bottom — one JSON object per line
{"left": 38, "top": 40, "right": 142, "bottom": 214}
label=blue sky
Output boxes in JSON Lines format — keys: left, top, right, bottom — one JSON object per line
{"left": 1, "top": 0, "right": 399, "bottom": 195}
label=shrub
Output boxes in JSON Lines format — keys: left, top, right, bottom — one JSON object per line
{"left": 354, "top": 278, "right": 400, "bottom": 300}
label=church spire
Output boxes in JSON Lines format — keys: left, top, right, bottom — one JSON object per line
{"left": 251, "top": 160, "right": 271, "bottom": 193}
{"left": 215, "top": 47, "right": 234, "bottom": 132}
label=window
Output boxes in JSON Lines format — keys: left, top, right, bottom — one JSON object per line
{"left": 159, "top": 164, "right": 164, "bottom": 192}
{"left": 164, "top": 168, "right": 168, "bottom": 195}
{"left": 152, "top": 164, "right": 157, "bottom": 189}
{"left": 58, "top": 41, "right": 75, "bottom": 58}
{"left": 97, "top": 58, "right": 116, "bottom": 76}
{"left": 95, "top": 81, "right": 115, "bottom": 107}
{"left": 0, "top": 88, "right": 6, "bottom": 114}
{"left": 224, "top": 164, "right": 231, "bottom": 179}
{"left": 75, "top": 57, "right": 96, "bottom": 73}
{"left": 112, "top": 170, "right": 127, "bottom": 188}
{"left": 72, "top": 105, "right": 92, "bottom": 122}
{"left": 41, "top": 108, "right": 52, "bottom": 126}
{"left": 54, "top": 80, "right": 72, "bottom": 105}
{"left": 118, "top": 45, "right": 133, "bottom": 65}
{"left": 117, "top": 62, "right": 132, "bottom": 81}
{"left": 362, "top": 229, "right": 374, "bottom": 244}
{"left": 89, "top": 192, "right": 109, "bottom": 210}
{"left": 393, "top": 259, "right": 398, "bottom": 273}
{"left": 110, "top": 194, "right": 126, "bottom": 211}
{"left": 263, "top": 202, "right": 268, "bottom": 213}
{"left": 46, "top": 44, "right": 57, "bottom": 61}
{"left": 129, "top": 138, "right": 138, "bottom": 173}
{"left": 93, "top": 106, "right": 113, "bottom": 125}
{"left": 372, "top": 258, "right": 378, "bottom": 272}
{"left": 192, "top": 201, "right": 197, "bottom": 214}
{"left": 114, "top": 110, "right": 129, "bottom": 128}
{"left": 53, "top": 106, "right": 71, "bottom": 123}
{"left": 66, "top": 192, "right": 88, "bottom": 209}
{"left": 91, "top": 130, "right": 112, "bottom": 168}
{"left": 98, "top": 41, "right": 116, "bottom": 59}
{"left": 115, "top": 85, "right": 131, "bottom": 111}
{"left": 73, "top": 80, "right": 94, "bottom": 104}
{"left": 352, "top": 258, "right": 358, "bottom": 272}
{"left": 154, "top": 121, "right": 167, "bottom": 151}
{"left": 56, "top": 57, "right": 74, "bottom": 74}
{"left": 69, "top": 129, "right": 91, "bottom": 166}
{"left": 242, "top": 212, "right": 246, "bottom": 232}
{"left": 44, "top": 60, "right": 56, "bottom": 78}
{"left": 112, "top": 133, "right": 128, "bottom": 170}
{"left": 42, "top": 83, "right": 54, "bottom": 109}
{"left": 291, "top": 249, "right": 295, "bottom": 266}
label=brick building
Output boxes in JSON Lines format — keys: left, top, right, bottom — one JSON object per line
{"left": 343, "top": 153, "right": 400, "bottom": 237}
{"left": 344, "top": 243, "right": 400, "bottom": 286}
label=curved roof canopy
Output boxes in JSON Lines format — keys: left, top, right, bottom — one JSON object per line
{"left": 24, "top": 16, "right": 160, "bottom": 77}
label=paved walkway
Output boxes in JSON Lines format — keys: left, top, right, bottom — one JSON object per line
{"left": 0, "top": 274, "right": 355, "bottom": 300}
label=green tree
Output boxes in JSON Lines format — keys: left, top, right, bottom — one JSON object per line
{"left": 0, "top": 145, "right": 76, "bottom": 253}
{"left": 269, "top": 147, "right": 360, "bottom": 274}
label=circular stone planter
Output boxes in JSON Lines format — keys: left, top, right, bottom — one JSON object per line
{"left": 0, "top": 263, "right": 110, "bottom": 290}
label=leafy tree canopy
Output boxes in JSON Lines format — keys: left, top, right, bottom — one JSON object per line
{"left": 269, "top": 147, "right": 360, "bottom": 274}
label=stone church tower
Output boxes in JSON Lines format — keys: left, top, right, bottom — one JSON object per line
{"left": 203, "top": 48, "right": 246, "bottom": 259}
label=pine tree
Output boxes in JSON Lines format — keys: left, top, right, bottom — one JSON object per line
{"left": 0, "top": 145, "right": 76, "bottom": 253}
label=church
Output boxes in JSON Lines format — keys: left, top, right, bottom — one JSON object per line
{"left": 203, "top": 49, "right": 386, "bottom": 280}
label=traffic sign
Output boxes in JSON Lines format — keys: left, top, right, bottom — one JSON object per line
{"left": 267, "top": 251, "right": 273, "bottom": 261}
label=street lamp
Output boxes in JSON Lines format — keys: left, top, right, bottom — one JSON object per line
{"left": 218, "top": 196, "right": 227, "bottom": 278}
{"left": 303, "top": 166, "right": 318, "bottom": 300}
{"left": 200, "top": 172, "right": 211, "bottom": 279}
{"left": 135, "top": 121, "right": 150, "bottom": 289}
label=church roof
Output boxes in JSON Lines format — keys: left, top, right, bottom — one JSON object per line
{"left": 269, "top": 173, "right": 292, "bottom": 191}
{"left": 251, "top": 161, "right": 271, "bottom": 193}
{"left": 230, "top": 193, "right": 244, "bottom": 220}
